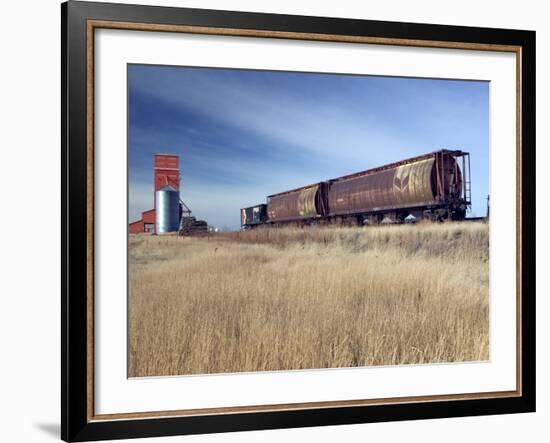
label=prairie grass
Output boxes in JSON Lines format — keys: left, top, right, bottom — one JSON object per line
{"left": 128, "top": 222, "right": 489, "bottom": 377}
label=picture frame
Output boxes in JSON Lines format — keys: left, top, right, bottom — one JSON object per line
{"left": 61, "top": 1, "right": 536, "bottom": 441}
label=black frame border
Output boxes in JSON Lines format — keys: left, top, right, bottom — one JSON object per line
{"left": 62, "top": 1, "right": 536, "bottom": 441}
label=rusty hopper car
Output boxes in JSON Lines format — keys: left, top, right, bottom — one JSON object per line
{"left": 328, "top": 150, "right": 470, "bottom": 223}
{"left": 266, "top": 183, "right": 328, "bottom": 223}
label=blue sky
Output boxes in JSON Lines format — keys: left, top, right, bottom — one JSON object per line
{"left": 128, "top": 64, "right": 489, "bottom": 230}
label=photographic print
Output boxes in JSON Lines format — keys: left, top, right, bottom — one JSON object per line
{"left": 127, "top": 65, "right": 490, "bottom": 378}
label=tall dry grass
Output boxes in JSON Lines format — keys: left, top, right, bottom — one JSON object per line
{"left": 128, "top": 222, "right": 489, "bottom": 377}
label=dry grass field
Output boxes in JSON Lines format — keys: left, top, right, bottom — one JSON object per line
{"left": 128, "top": 222, "right": 489, "bottom": 377}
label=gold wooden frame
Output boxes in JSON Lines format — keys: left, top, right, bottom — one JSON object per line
{"left": 86, "top": 20, "right": 523, "bottom": 423}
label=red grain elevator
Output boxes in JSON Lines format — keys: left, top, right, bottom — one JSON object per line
{"left": 129, "top": 154, "right": 181, "bottom": 234}
{"left": 154, "top": 154, "right": 180, "bottom": 208}
{"left": 154, "top": 154, "right": 180, "bottom": 191}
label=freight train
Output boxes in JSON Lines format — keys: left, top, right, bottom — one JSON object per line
{"left": 241, "top": 149, "right": 471, "bottom": 228}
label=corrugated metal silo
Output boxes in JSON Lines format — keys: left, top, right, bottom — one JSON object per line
{"left": 155, "top": 186, "right": 180, "bottom": 233}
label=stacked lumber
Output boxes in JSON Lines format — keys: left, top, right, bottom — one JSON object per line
{"left": 179, "top": 216, "right": 208, "bottom": 236}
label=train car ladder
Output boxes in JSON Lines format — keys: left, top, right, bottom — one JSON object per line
{"left": 464, "top": 153, "right": 472, "bottom": 205}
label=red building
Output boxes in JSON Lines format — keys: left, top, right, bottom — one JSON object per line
{"left": 129, "top": 154, "right": 180, "bottom": 234}
{"left": 129, "top": 209, "right": 155, "bottom": 234}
